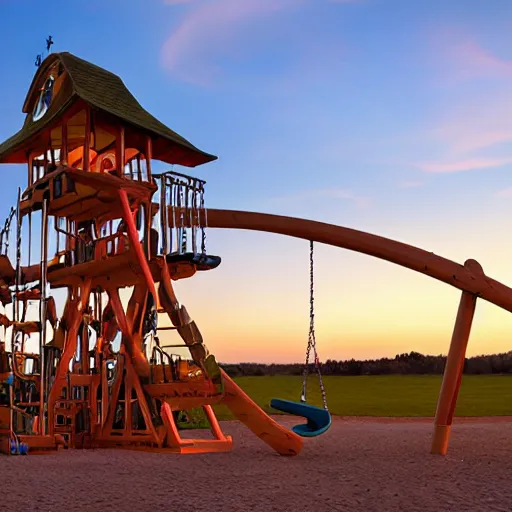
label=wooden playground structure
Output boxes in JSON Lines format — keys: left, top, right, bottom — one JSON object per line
{"left": 0, "top": 51, "right": 511, "bottom": 457}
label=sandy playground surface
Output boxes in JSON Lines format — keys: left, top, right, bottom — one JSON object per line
{"left": 1, "top": 416, "right": 512, "bottom": 512}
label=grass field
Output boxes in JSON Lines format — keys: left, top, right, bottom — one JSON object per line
{"left": 212, "top": 374, "right": 512, "bottom": 420}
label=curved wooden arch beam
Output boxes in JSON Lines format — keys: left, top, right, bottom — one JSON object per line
{"left": 202, "top": 209, "right": 512, "bottom": 314}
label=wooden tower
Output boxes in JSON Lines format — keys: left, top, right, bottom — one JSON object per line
{"left": 0, "top": 52, "right": 303, "bottom": 456}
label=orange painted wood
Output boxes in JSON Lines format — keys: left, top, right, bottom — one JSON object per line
{"left": 118, "top": 188, "right": 157, "bottom": 303}
{"left": 83, "top": 106, "right": 91, "bottom": 172}
{"left": 221, "top": 369, "right": 303, "bottom": 456}
{"left": 116, "top": 126, "right": 125, "bottom": 177}
{"left": 61, "top": 122, "right": 68, "bottom": 166}
{"left": 169, "top": 208, "right": 512, "bottom": 315}
{"left": 145, "top": 136, "right": 152, "bottom": 180}
{"left": 431, "top": 291, "right": 477, "bottom": 455}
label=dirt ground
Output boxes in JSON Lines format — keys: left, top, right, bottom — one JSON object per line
{"left": 1, "top": 416, "right": 512, "bottom": 512}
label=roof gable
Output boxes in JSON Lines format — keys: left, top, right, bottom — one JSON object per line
{"left": 0, "top": 52, "right": 217, "bottom": 167}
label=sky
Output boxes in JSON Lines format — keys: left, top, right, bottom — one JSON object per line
{"left": 0, "top": 0, "right": 512, "bottom": 363}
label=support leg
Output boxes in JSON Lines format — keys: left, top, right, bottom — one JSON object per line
{"left": 107, "top": 288, "right": 150, "bottom": 378}
{"left": 431, "top": 291, "right": 477, "bottom": 455}
{"left": 47, "top": 281, "right": 92, "bottom": 435}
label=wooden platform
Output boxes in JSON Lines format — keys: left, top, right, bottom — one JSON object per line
{"left": 47, "top": 251, "right": 200, "bottom": 288}
{"left": 18, "top": 434, "right": 62, "bottom": 453}
{"left": 144, "top": 379, "right": 223, "bottom": 410}
{"left": 20, "top": 167, "right": 156, "bottom": 224}
{"left": 48, "top": 249, "right": 143, "bottom": 288}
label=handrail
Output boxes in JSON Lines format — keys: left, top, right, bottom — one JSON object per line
{"left": 151, "top": 345, "right": 173, "bottom": 383}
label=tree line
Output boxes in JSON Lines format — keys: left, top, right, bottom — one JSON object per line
{"left": 220, "top": 351, "right": 512, "bottom": 377}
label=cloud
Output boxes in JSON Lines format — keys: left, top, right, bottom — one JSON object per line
{"left": 413, "top": 87, "right": 512, "bottom": 175}
{"left": 495, "top": 187, "right": 512, "bottom": 198}
{"left": 448, "top": 40, "right": 512, "bottom": 82}
{"left": 160, "top": 0, "right": 360, "bottom": 85}
{"left": 398, "top": 181, "right": 424, "bottom": 189}
{"left": 410, "top": 31, "right": 512, "bottom": 177}
{"left": 429, "top": 28, "right": 512, "bottom": 85}
{"left": 160, "top": 0, "right": 302, "bottom": 85}
{"left": 273, "top": 187, "right": 371, "bottom": 208}
{"left": 415, "top": 157, "right": 512, "bottom": 174}
{"left": 432, "top": 127, "right": 512, "bottom": 157}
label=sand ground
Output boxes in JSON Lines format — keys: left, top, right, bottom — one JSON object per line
{"left": 1, "top": 417, "right": 512, "bottom": 512}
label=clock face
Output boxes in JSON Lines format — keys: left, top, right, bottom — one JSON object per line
{"left": 32, "top": 75, "right": 55, "bottom": 122}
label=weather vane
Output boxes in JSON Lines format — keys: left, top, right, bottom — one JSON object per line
{"left": 35, "top": 35, "right": 54, "bottom": 68}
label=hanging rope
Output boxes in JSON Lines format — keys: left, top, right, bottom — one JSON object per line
{"left": 300, "top": 241, "right": 328, "bottom": 410}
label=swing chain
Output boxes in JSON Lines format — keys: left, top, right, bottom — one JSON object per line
{"left": 301, "top": 241, "right": 328, "bottom": 410}
{"left": 199, "top": 182, "right": 208, "bottom": 256}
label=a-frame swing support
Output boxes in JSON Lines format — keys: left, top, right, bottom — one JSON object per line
{"left": 183, "top": 208, "right": 506, "bottom": 456}
{"left": 431, "top": 291, "right": 477, "bottom": 455}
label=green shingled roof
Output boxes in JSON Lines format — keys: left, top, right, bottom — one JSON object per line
{"left": 0, "top": 52, "right": 217, "bottom": 167}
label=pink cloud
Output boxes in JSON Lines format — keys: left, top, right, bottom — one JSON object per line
{"left": 392, "top": 29, "right": 512, "bottom": 182}
{"left": 433, "top": 127, "right": 512, "bottom": 156}
{"left": 160, "top": 0, "right": 302, "bottom": 85}
{"left": 495, "top": 187, "right": 512, "bottom": 198}
{"left": 430, "top": 28, "right": 512, "bottom": 84}
{"left": 449, "top": 40, "right": 512, "bottom": 81}
{"left": 418, "top": 73, "right": 512, "bottom": 172}
{"left": 415, "top": 157, "right": 512, "bottom": 174}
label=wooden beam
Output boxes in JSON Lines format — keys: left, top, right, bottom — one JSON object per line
{"left": 431, "top": 291, "right": 477, "bottom": 455}
{"left": 161, "top": 207, "right": 512, "bottom": 316}
{"left": 83, "top": 106, "right": 91, "bottom": 172}
{"left": 145, "top": 136, "right": 152, "bottom": 181}
{"left": 61, "top": 122, "right": 68, "bottom": 166}
{"left": 116, "top": 125, "right": 125, "bottom": 177}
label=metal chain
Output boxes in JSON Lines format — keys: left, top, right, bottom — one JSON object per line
{"left": 15, "top": 189, "right": 22, "bottom": 322}
{"left": 1, "top": 207, "right": 15, "bottom": 256}
{"left": 199, "top": 183, "right": 207, "bottom": 256}
{"left": 300, "top": 241, "right": 328, "bottom": 410}
{"left": 191, "top": 180, "right": 197, "bottom": 254}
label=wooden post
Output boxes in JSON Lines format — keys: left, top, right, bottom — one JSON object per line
{"left": 43, "top": 145, "right": 48, "bottom": 177}
{"left": 145, "top": 136, "right": 152, "bottom": 181}
{"left": 107, "top": 285, "right": 150, "bottom": 378}
{"left": 61, "top": 122, "right": 68, "bottom": 166}
{"left": 101, "top": 359, "right": 108, "bottom": 428}
{"left": 431, "top": 290, "right": 477, "bottom": 455}
{"left": 39, "top": 196, "right": 49, "bottom": 434}
{"left": 160, "top": 177, "right": 169, "bottom": 254}
{"left": 136, "top": 154, "right": 142, "bottom": 181}
{"left": 83, "top": 106, "right": 91, "bottom": 172}
{"left": 27, "top": 152, "right": 33, "bottom": 187}
{"left": 116, "top": 126, "right": 125, "bottom": 177}
{"left": 117, "top": 189, "right": 157, "bottom": 302}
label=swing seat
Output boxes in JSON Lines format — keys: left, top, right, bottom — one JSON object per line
{"left": 270, "top": 398, "right": 332, "bottom": 437}
{"left": 165, "top": 252, "right": 221, "bottom": 271}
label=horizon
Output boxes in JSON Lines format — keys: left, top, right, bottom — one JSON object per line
{"left": 1, "top": 0, "right": 512, "bottom": 364}
{"left": 217, "top": 348, "right": 512, "bottom": 366}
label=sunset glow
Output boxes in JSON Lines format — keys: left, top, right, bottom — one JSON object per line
{"left": 1, "top": 0, "right": 511, "bottom": 363}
